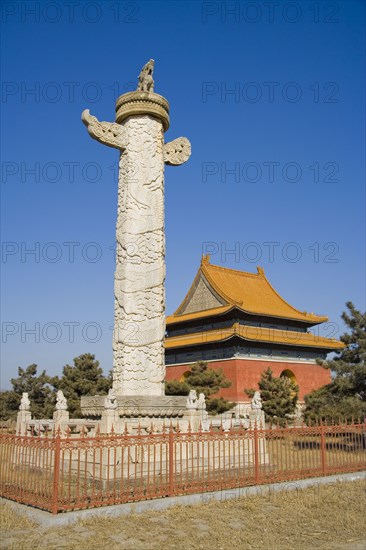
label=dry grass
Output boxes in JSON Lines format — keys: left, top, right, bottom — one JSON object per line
{"left": 267, "top": 433, "right": 365, "bottom": 474}
{"left": 1, "top": 479, "right": 365, "bottom": 549}
{"left": 0, "top": 503, "right": 36, "bottom": 531}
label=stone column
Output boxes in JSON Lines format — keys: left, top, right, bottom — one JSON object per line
{"left": 82, "top": 60, "right": 191, "bottom": 399}
{"left": 112, "top": 92, "right": 169, "bottom": 397}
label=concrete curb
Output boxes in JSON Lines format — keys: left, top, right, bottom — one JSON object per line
{"left": 1, "top": 471, "right": 365, "bottom": 528}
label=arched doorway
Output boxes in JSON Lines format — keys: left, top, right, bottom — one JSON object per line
{"left": 280, "top": 369, "right": 298, "bottom": 398}
{"left": 179, "top": 371, "right": 190, "bottom": 383}
{"left": 280, "top": 369, "right": 297, "bottom": 385}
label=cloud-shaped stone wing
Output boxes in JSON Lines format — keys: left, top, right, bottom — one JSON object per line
{"left": 164, "top": 137, "right": 191, "bottom": 165}
{"left": 81, "top": 109, "right": 126, "bottom": 150}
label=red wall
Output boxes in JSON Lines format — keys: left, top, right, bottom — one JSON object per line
{"left": 165, "top": 359, "right": 331, "bottom": 402}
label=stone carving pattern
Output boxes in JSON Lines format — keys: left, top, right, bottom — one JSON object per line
{"left": 81, "top": 395, "right": 187, "bottom": 418}
{"left": 19, "top": 392, "right": 30, "bottom": 411}
{"left": 186, "top": 390, "right": 206, "bottom": 410}
{"left": 251, "top": 391, "right": 262, "bottom": 410}
{"left": 113, "top": 115, "right": 166, "bottom": 396}
{"left": 137, "top": 59, "right": 155, "bottom": 92}
{"left": 56, "top": 390, "right": 68, "bottom": 411}
{"left": 197, "top": 392, "right": 206, "bottom": 410}
{"left": 164, "top": 137, "right": 191, "bottom": 166}
{"left": 82, "top": 63, "right": 191, "bottom": 398}
{"left": 104, "top": 388, "right": 118, "bottom": 409}
{"left": 82, "top": 109, "right": 126, "bottom": 150}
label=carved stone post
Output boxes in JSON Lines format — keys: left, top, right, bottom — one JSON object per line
{"left": 53, "top": 390, "right": 69, "bottom": 429}
{"left": 248, "top": 391, "right": 269, "bottom": 464}
{"left": 82, "top": 60, "right": 191, "bottom": 398}
{"left": 100, "top": 389, "right": 119, "bottom": 433}
{"left": 17, "top": 392, "right": 32, "bottom": 435}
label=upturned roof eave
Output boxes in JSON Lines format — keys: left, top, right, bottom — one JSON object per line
{"left": 201, "top": 260, "right": 328, "bottom": 325}
{"left": 165, "top": 324, "right": 344, "bottom": 351}
{"left": 166, "top": 304, "right": 327, "bottom": 326}
{"left": 169, "top": 258, "right": 328, "bottom": 326}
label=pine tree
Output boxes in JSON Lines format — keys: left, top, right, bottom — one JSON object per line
{"left": 52, "top": 353, "right": 111, "bottom": 417}
{"left": 0, "top": 391, "right": 20, "bottom": 421}
{"left": 0, "top": 364, "right": 55, "bottom": 420}
{"left": 304, "top": 302, "right": 366, "bottom": 423}
{"left": 165, "top": 379, "right": 190, "bottom": 396}
{"left": 246, "top": 368, "right": 299, "bottom": 426}
{"left": 165, "top": 361, "right": 234, "bottom": 414}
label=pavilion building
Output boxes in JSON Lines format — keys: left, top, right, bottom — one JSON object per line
{"left": 165, "top": 255, "right": 344, "bottom": 410}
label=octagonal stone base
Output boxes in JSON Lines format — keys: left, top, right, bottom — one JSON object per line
{"left": 81, "top": 395, "right": 188, "bottom": 418}
{"left": 80, "top": 394, "right": 207, "bottom": 434}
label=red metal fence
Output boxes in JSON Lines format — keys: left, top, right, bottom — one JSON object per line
{"left": 1, "top": 421, "right": 365, "bottom": 514}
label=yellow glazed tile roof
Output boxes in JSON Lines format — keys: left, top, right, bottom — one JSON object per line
{"left": 166, "top": 305, "right": 233, "bottom": 324}
{"left": 167, "top": 256, "right": 328, "bottom": 325}
{"left": 165, "top": 323, "right": 344, "bottom": 350}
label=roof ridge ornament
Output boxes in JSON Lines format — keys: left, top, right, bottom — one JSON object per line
{"left": 257, "top": 266, "right": 265, "bottom": 276}
{"left": 201, "top": 254, "right": 210, "bottom": 265}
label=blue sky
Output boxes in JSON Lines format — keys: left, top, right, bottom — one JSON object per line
{"left": 1, "top": 0, "right": 365, "bottom": 388}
